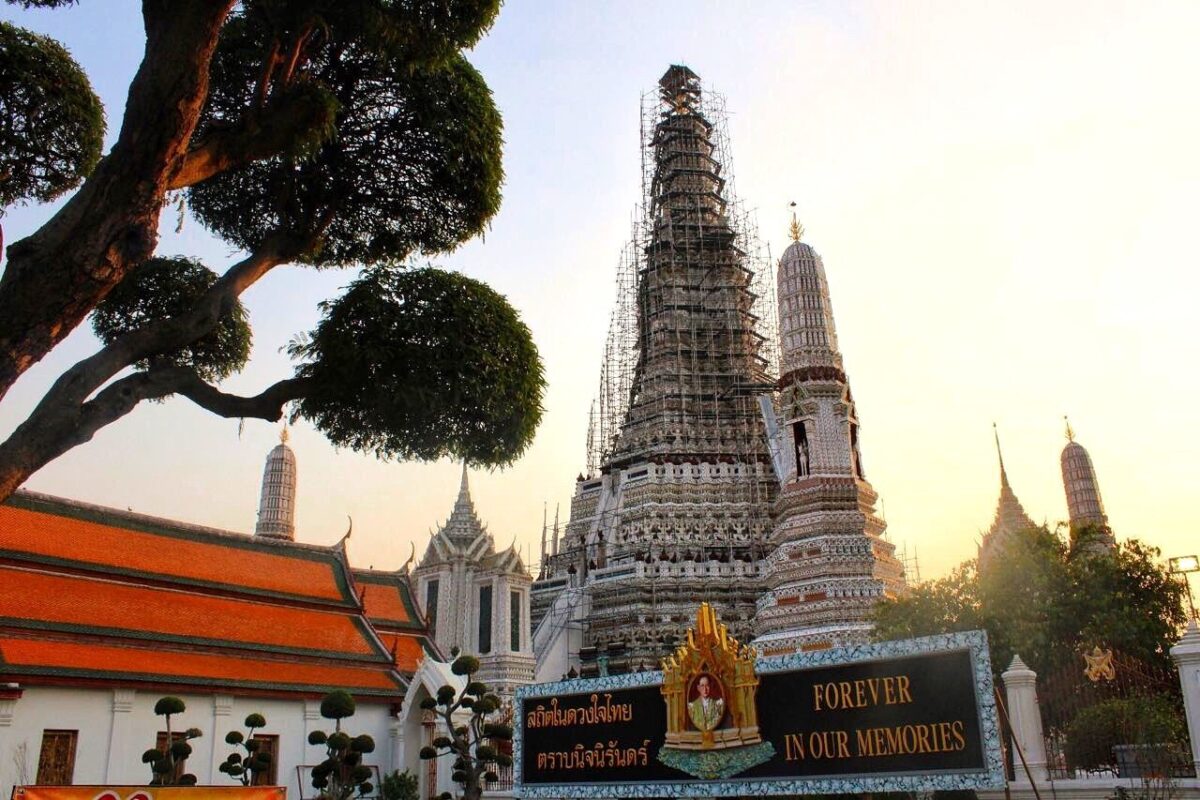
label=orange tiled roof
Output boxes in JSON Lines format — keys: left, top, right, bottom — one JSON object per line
{"left": 0, "top": 636, "right": 402, "bottom": 695}
{"left": 0, "top": 495, "right": 350, "bottom": 604}
{"left": 354, "top": 570, "right": 420, "bottom": 627}
{"left": 0, "top": 492, "right": 438, "bottom": 698}
{"left": 352, "top": 570, "right": 437, "bottom": 672}
{"left": 376, "top": 633, "right": 426, "bottom": 674}
{"left": 0, "top": 565, "right": 376, "bottom": 656}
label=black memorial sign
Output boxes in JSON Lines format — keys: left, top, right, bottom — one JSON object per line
{"left": 517, "top": 646, "right": 995, "bottom": 794}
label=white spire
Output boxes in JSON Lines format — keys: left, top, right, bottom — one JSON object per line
{"left": 540, "top": 503, "right": 548, "bottom": 571}
{"left": 777, "top": 232, "right": 842, "bottom": 376}
{"left": 552, "top": 503, "right": 560, "bottom": 556}
{"left": 255, "top": 426, "right": 297, "bottom": 540}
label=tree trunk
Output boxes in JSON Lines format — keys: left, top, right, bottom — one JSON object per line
{"left": 0, "top": 0, "right": 235, "bottom": 402}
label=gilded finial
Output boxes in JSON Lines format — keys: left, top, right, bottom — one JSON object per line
{"left": 788, "top": 201, "right": 804, "bottom": 242}
{"left": 280, "top": 424, "right": 289, "bottom": 444}
{"left": 1064, "top": 415, "right": 1075, "bottom": 443}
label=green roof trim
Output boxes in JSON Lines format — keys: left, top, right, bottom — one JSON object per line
{"left": 0, "top": 661, "right": 406, "bottom": 698}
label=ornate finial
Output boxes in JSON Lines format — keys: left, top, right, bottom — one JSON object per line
{"left": 1064, "top": 415, "right": 1075, "bottom": 442}
{"left": 788, "top": 201, "right": 804, "bottom": 242}
{"left": 993, "top": 422, "right": 1010, "bottom": 488}
{"left": 280, "top": 425, "right": 289, "bottom": 444}
{"left": 401, "top": 541, "right": 416, "bottom": 572}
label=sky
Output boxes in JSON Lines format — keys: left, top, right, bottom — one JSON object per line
{"left": 2, "top": 1, "right": 1198, "bottom": 581}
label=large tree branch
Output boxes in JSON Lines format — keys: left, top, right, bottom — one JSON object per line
{"left": 0, "top": 229, "right": 306, "bottom": 503}
{"left": 39, "top": 235, "right": 294, "bottom": 414}
{"left": 0, "top": 369, "right": 179, "bottom": 501}
{"left": 167, "top": 92, "right": 337, "bottom": 190}
{"left": 172, "top": 371, "right": 313, "bottom": 419}
{"left": 0, "top": 364, "right": 313, "bottom": 501}
{"left": 0, "top": 0, "right": 236, "bottom": 401}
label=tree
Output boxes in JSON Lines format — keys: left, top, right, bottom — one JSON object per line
{"left": 0, "top": 19, "right": 104, "bottom": 251}
{"left": 418, "top": 651, "right": 513, "bottom": 800}
{"left": 142, "top": 696, "right": 203, "bottom": 786}
{"left": 307, "top": 690, "right": 377, "bottom": 800}
{"left": 219, "top": 712, "right": 272, "bottom": 785}
{"left": 873, "top": 526, "right": 1189, "bottom": 677}
{"left": 0, "top": 0, "right": 542, "bottom": 502}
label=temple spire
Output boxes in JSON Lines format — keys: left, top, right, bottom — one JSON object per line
{"left": 255, "top": 426, "right": 297, "bottom": 540}
{"left": 979, "top": 424, "right": 1037, "bottom": 572}
{"left": 540, "top": 503, "right": 548, "bottom": 575}
{"left": 1060, "top": 421, "right": 1114, "bottom": 551}
{"left": 993, "top": 422, "right": 1011, "bottom": 490}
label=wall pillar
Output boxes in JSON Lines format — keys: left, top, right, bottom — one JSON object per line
{"left": 104, "top": 688, "right": 137, "bottom": 783}
{"left": 0, "top": 687, "right": 23, "bottom": 797}
{"left": 208, "top": 695, "right": 234, "bottom": 784}
{"left": 1170, "top": 620, "right": 1200, "bottom": 775}
{"left": 1001, "top": 655, "right": 1048, "bottom": 782}
{"left": 389, "top": 712, "right": 404, "bottom": 776}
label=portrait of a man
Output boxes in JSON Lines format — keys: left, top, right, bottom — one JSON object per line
{"left": 687, "top": 673, "right": 726, "bottom": 732}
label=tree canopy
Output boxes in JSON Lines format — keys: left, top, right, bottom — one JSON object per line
{"left": 873, "top": 525, "right": 1189, "bottom": 677}
{"left": 0, "top": 20, "right": 104, "bottom": 210}
{"left": 0, "top": 0, "right": 542, "bottom": 501}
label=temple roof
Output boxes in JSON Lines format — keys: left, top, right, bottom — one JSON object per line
{"left": 417, "top": 465, "right": 529, "bottom": 577}
{"left": 353, "top": 567, "right": 441, "bottom": 668}
{"left": 0, "top": 491, "right": 429, "bottom": 697}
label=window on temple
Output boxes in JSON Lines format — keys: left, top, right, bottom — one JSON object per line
{"left": 250, "top": 735, "right": 279, "bottom": 785}
{"left": 793, "top": 421, "right": 811, "bottom": 477}
{"left": 36, "top": 730, "right": 77, "bottom": 785}
{"left": 155, "top": 732, "right": 187, "bottom": 784}
{"left": 510, "top": 590, "right": 521, "bottom": 652}
{"left": 850, "top": 422, "right": 865, "bottom": 479}
{"left": 478, "top": 584, "right": 493, "bottom": 653}
{"left": 425, "top": 580, "right": 439, "bottom": 639}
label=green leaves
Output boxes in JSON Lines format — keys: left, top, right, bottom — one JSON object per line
{"left": 451, "top": 654, "right": 481, "bottom": 677}
{"left": 309, "top": 692, "right": 375, "bottom": 800}
{"left": 0, "top": 20, "right": 104, "bottom": 210}
{"left": 873, "top": 527, "right": 1190, "bottom": 678}
{"left": 320, "top": 689, "right": 357, "bottom": 721}
{"left": 154, "top": 696, "right": 186, "bottom": 717}
{"left": 191, "top": 16, "right": 504, "bottom": 268}
{"left": 221, "top": 712, "right": 269, "bottom": 786}
{"left": 91, "top": 257, "right": 251, "bottom": 381}
{"left": 292, "top": 267, "right": 544, "bottom": 467}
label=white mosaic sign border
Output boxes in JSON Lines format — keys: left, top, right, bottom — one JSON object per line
{"left": 513, "top": 629, "right": 1006, "bottom": 798}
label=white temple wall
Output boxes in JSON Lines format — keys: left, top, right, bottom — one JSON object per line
{"left": 0, "top": 686, "right": 397, "bottom": 800}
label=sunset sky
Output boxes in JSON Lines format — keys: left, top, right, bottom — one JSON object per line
{"left": 2, "top": 1, "right": 1197, "bottom": 581}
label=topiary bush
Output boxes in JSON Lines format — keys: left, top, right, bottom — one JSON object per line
{"left": 308, "top": 691, "right": 376, "bottom": 799}
{"left": 418, "top": 652, "right": 512, "bottom": 800}
{"left": 219, "top": 712, "right": 272, "bottom": 785}
{"left": 144, "top": 696, "right": 202, "bottom": 786}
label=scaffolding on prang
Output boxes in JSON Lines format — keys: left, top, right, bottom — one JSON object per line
{"left": 585, "top": 73, "right": 779, "bottom": 478}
